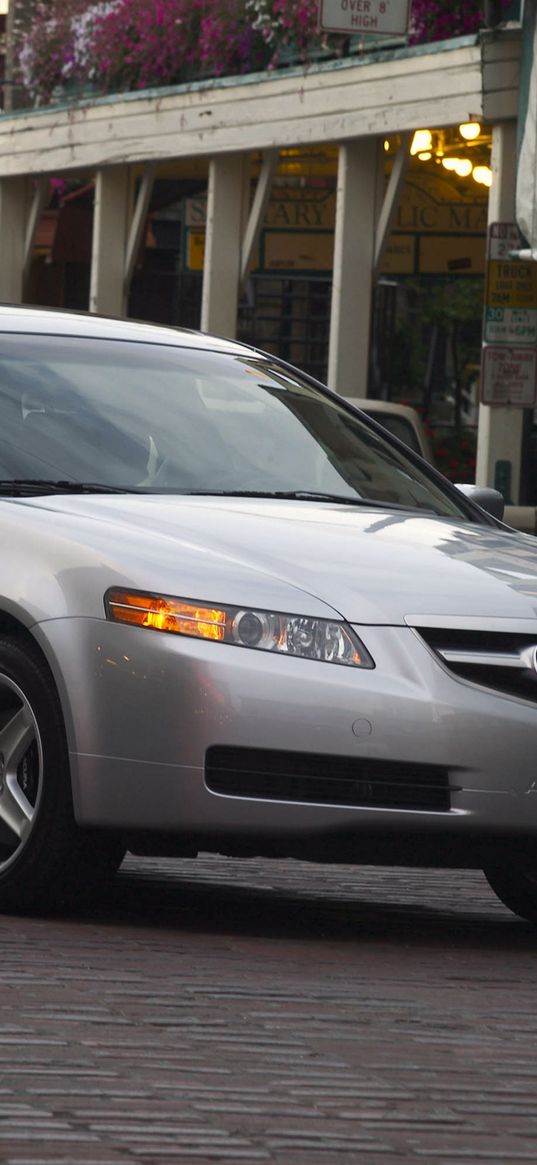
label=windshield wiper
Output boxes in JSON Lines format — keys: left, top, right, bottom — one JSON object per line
{"left": 0, "top": 479, "right": 143, "bottom": 497}
{"left": 175, "top": 488, "right": 435, "bottom": 511}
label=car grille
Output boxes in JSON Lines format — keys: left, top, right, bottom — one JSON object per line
{"left": 205, "top": 746, "right": 452, "bottom": 811}
{"left": 416, "top": 626, "right": 537, "bottom": 704}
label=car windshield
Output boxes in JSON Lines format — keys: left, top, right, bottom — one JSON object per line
{"left": 0, "top": 334, "right": 471, "bottom": 518}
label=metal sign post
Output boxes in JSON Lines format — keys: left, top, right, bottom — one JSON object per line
{"left": 481, "top": 221, "right": 537, "bottom": 407}
{"left": 516, "top": 0, "right": 537, "bottom": 257}
{"left": 484, "top": 222, "right": 537, "bottom": 345}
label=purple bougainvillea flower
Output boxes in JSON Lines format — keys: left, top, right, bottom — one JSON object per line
{"left": 17, "top": 1, "right": 506, "bottom": 104}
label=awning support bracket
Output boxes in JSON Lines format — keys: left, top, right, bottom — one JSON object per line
{"left": 374, "top": 133, "right": 411, "bottom": 277}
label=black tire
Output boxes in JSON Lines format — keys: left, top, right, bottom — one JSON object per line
{"left": 0, "top": 635, "right": 125, "bottom": 913}
{"left": 484, "top": 864, "right": 537, "bottom": 925}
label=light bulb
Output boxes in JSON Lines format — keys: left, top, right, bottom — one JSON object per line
{"left": 442, "top": 157, "right": 472, "bottom": 177}
{"left": 459, "top": 122, "right": 481, "bottom": 141}
{"left": 473, "top": 165, "right": 492, "bottom": 187}
{"left": 410, "top": 130, "right": 432, "bottom": 156}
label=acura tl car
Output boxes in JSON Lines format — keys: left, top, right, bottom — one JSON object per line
{"left": 2, "top": 305, "right": 537, "bottom": 924}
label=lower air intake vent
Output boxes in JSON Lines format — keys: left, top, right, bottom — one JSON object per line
{"left": 205, "top": 746, "right": 452, "bottom": 811}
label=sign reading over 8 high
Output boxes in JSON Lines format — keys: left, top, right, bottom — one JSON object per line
{"left": 319, "top": 1, "right": 410, "bottom": 36}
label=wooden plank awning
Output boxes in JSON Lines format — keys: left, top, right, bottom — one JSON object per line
{"left": 0, "top": 31, "right": 520, "bottom": 178}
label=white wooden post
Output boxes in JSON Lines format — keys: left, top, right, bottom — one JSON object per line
{"left": 476, "top": 121, "right": 523, "bottom": 502}
{"left": 0, "top": 176, "right": 29, "bottom": 303}
{"left": 201, "top": 154, "right": 248, "bottom": 338}
{"left": 328, "top": 139, "right": 379, "bottom": 395}
{"left": 90, "top": 166, "right": 131, "bottom": 316}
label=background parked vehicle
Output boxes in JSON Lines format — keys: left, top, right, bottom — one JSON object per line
{"left": 347, "top": 397, "right": 536, "bottom": 534}
{"left": 345, "top": 399, "right": 434, "bottom": 464}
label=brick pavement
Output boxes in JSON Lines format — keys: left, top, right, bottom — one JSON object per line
{"left": 0, "top": 856, "right": 536, "bottom": 1165}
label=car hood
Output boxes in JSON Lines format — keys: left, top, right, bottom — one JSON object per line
{"left": 11, "top": 494, "right": 537, "bottom": 625}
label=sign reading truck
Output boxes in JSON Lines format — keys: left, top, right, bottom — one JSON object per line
{"left": 319, "top": 0, "right": 411, "bottom": 36}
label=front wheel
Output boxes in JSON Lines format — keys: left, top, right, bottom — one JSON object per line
{"left": 0, "top": 635, "right": 125, "bottom": 913}
{"left": 484, "top": 864, "right": 537, "bottom": 925}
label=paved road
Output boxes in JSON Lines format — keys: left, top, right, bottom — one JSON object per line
{"left": 1, "top": 855, "right": 537, "bottom": 1164}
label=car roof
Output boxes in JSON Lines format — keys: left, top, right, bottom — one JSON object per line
{"left": 0, "top": 303, "right": 251, "bottom": 355}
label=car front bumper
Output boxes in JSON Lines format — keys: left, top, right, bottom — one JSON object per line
{"left": 35, "top": 617, "right": 537, "bottom": 852}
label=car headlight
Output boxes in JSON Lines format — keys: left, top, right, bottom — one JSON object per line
{"left": 105, "top": 588, "right": 374, "bottom": 668}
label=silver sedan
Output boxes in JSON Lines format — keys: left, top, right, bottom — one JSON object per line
{"left": 0, "top": 305, "right": 536, "bottom": 922}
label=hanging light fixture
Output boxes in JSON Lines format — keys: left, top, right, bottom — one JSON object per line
{"left": 442, "top": 157, "right": 473, "bottom": 177}
{"left": 410, "top": 129, "right": 433, "bottom": 156}
{"left": 459, "top": 122, "right": 481, "bottom": 141}
{"left": 473, "top": 165, "right": 493, "bottom": 187}
{"left": 408, "top": 124, "right": 492, "bottom": 184}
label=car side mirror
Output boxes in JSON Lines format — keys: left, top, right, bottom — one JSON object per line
{"left": 455, "top": 484, "right": 505, "bottom": 521}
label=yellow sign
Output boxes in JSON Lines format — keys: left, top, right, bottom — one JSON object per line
{"left": 419, "top": 235, "right": 485, "bottom": 275}
{"left": 486, "top": 260, "right": 537, "bottom": 308}
{"left": 183, "top": 171, "right": 489, "bottom": 276}
{"left": 186, "top": 230, "right": 260, "bottom": 273}
{"left": 396, "top": 171, "right": 488, "bottom": 235}
{"left": 187, "top": 231, "right": 205, "bottom": 272}
{"left": 185, "top": 191, "right": 336, "bottom": 231}
{"left": 382, "top": 235, "right": 415, "bottom": 275}
{"left": 264, "top": 192, "right": 336, "bottom": 230}
{"left": 264, "top": 232, "right": 334, "bottom": 272}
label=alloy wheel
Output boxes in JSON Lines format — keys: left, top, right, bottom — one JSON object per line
{"left": 0, "top": 674, "right": 43, "bottom": 871}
